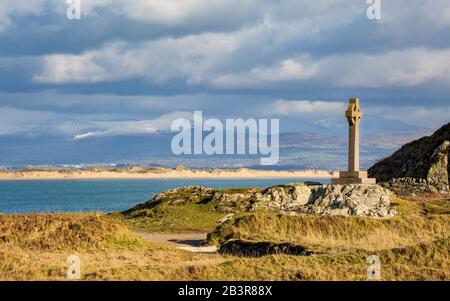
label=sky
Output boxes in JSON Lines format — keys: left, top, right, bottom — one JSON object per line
{"left": 0, "top": 0, "right": 450, "bottom": 143}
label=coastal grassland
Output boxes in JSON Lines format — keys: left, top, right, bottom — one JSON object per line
{"left": 0, "top": 197, "right": 448, "bottom": 280}
{"left": 0, "top": 213, "right": 226, "bottom": 281}
{"left": 0, "top": 213, "right": 142, "bottom": 250}
{"left": 109, "top": 202, "right": 228, "bottom": 233}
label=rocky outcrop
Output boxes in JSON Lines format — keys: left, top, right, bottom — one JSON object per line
{"left": 301, "top": 184, "right": 395, "bottom": 217}
{"left": 252, "top": 184, "right": 317, "bottom": 212}
{"left": 253, "top": 184, "right": 395, "bottom": 218}
{"left": 127, "top": 183, "right": 396, "bottom": 218}
{"left": 380, "top": 178, "right": 441, "bottom": 197}
{"left": 369, "top": 123, "right": 450, "bottom": 195}
{"left": 379, "top": 140, "right": 449, "bottom": 196}
{"left": 427, "top": 141, "right": 450, "bottom": 193}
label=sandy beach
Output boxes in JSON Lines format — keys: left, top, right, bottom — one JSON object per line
{"left": 0, "top": 167, "right": 333, "bottom": 181}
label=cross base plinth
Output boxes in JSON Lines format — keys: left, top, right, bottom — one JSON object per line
{"left": 331, "top": 171, "right": 377, "bottom": 185}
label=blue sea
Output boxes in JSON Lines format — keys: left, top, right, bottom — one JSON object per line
{"left": 0, "top": 178, "right": 329, "bottom": 214}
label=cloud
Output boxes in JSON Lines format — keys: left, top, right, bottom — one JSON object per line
{"left": 0, "top": 106, "right": 54, "bottom": 135}
{"left": 35, "top": 30, "right": 450, "bottom": 90}
{"left": 1, "top": 0, "right": 450, "bottom": 142}
{"left": 34, "top": 32, "right": 241, "bottom": 84}
{"left": 116, "top": 0, "right": 259, "bottom": 26}
{"left": 0, "top": 0, "right": 45, "bottom": 31}
{"left": 266, "top": 99, "right": 344, "bottom": 116}
{"left": 327, "top": 48, "right": 450, "bottom": 88}
{"left": 366, "top": 105, "right": 450, "bottom": 128}
{"left": 69, "top": 111, "right": 194, "bottom": 140}
{"left": 2, "top": 0, "right": 448, "bottom": 96}
{"left": 212, "top": 47, "right": 450, "bottom": 89}
{"left": 212, "top": 57, "right": 319, "bottom": 89}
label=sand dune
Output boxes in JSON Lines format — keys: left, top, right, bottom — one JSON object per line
{"left": 0, "top": 168, "right": 333, "bottom": 180}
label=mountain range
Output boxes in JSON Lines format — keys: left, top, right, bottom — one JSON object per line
{"left": 0, "top": 115, "right": 431, "bottom": 170}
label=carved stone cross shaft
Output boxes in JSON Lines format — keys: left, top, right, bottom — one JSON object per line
{"left": 346, "top": 98, "right": 362, "bottom": 172}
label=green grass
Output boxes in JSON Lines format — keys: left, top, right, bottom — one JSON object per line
{"left": 111, "top": 203, "right": 229, "bottom": 233}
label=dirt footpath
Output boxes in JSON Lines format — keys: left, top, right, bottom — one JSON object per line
{"left": 135, "top": 232, "right": 218, "bottom": 253}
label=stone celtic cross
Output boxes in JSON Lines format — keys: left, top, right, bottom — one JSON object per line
{"left": 346, "top": 99, "right": 362, "bottom": 126}
{"left": 347, "top": 98, "right": 362, "bottom": 172}
{"left": 332, "top": 98, "right": 376, "bottom": 185}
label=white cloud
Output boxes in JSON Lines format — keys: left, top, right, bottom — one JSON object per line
{"left": 31, "top": 0, "right": 365, "bottom": 85}
{"left": 382, "top": 1, "right": 450, "bottom": 29}
{"left": 34, "top": 32, "right": 241, "bottom": 84}
{"left": 0, "top": 0, "right": 45, "bottom": 31}
{"left": 35, "top": 43, "right": 450, "bottom": 89}
{"left": 69, "top": 111, "right": 194, "bottom": 140}
{"left": 117, "top": 0, "right": 258, "bottom": 26}
{"left": 267, "top": 99, "right": 345, "bottom": 116}
{"left": 213, "top": 47, "right": 450, "bottom": 89}
{"left": 212, "top": 57, "right": 319, "bottom": 89}
{"left": 326, "top": 48, "right": 450, "bottom": 88}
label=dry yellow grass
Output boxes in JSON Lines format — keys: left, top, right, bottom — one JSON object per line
{"left": 0, "top": 213, "right": 141, "bottom": 250}
{"left": 0, "top": 197, "right": 448, "bottom": 281}
{"left": 207, "top": 197, "right": 450, "bottom": 252}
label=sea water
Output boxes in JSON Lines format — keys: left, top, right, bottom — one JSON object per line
{"left": 0, "top": 178, "right": 329, "bottom": 214}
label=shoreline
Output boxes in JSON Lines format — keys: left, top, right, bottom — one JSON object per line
{"left": 0, "top": 168, "right": 334, "bottom": 181}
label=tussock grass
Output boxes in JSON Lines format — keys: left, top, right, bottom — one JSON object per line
{"left": 206, "top": 198, "right": 450, "bottom": 253}
{"left": 0, "top": 213, "right": 142, "bottom": 251}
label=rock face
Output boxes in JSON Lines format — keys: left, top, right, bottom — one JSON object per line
{"left": 373, "top": 140, "right": 450, "bottom": 196}
{"left": 128, "top": 183, "right": 396, "bottom": 218}
{"left": 380, "top": 178, "right": 441, "bottom": 197}
{"left": 427, "top": 141, "right": 450, "bottom": 192}
{"left": 369, "top": 123, "right": 450, "bottom": 195}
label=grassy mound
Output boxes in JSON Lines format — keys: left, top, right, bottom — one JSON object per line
{"left": 0, "top": 213, "right": 142, "bottom": 251}
{"left": 115, "top": 186, "right": 257, "bottom": 233}
{"left": 112, "top": 203, "right": 227, "bottom": 233}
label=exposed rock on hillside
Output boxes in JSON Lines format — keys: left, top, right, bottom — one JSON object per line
{"left": 369, "top": 123, "right": 450, "bottom": 195}
{"left": 127, "top": 183, "right": 396, "bottom": 218}
{"left": 427, "top": 141, "right": 450, "bottom": 192}
{"left": 301, "top": 184, "right": 394, "bottom": 217}
{"left": 381, "top": 178, "right": 437, "bottom": 197}
{"left": 253, "top": 184, "right": 395, "bottom": 218}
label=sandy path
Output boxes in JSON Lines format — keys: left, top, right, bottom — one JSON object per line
{"left": 135, "top": 232, "right": 218, "bottom": 253}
